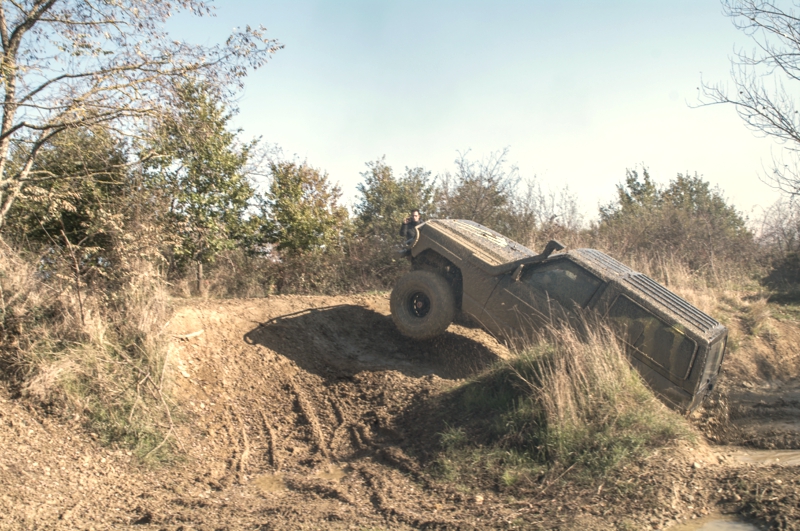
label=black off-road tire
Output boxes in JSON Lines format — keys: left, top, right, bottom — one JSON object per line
{"left": 390, "top": 270, "right": 456, "bottom": 340}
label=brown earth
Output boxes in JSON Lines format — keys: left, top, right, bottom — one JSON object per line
{"left": 1, "top": 294, "right": 798, "bottom": 530}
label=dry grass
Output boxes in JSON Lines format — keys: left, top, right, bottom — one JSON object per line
{"left": 171, "top": 240, "right": 410, "bottom": 300}
{"left": 742, "top": 298, "right": 772, "bottom": 337}
{"left": 436, "top": 322, "right": 690, "bottom": 489}
{"left": 0, "top": 243, "right": 176, "bottom": 460}
{"left": 511, "top": 324, "right": 689, "bottom": 468}
{"left": 616, "top": 253, "right": 754, "bottom": 314}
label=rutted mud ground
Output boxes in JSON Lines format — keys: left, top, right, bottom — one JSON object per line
{"left": 0, "top": 294, "right": 798, "bottom": 530}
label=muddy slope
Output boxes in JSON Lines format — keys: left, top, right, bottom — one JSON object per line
{"left": 698, "top": 314, "right": 800, "bottom": 450}
{"left": 0, "top": 294, "right": 798, "bottom": 530}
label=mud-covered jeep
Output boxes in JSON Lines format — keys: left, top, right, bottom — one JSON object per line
{"left": 390, "top": 219, "right": 727, "bottom": 413}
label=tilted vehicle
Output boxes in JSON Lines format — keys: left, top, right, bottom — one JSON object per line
{"left": 390, "top": 219, "right": 727, "bottom": 413}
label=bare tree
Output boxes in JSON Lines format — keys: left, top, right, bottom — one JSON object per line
{"left": 434, "top": 148, "right": 582, "bottom": 245}
{"left": 436, "top": 148, "right": 519, "bottom": 227}
{"left": 758, "top": 197, "right": 800, "bottom": 254}
{"left": 702, "top": 0, "right": 800, "bottom": 196}
{"left": 0, "top": 0, "right": 281, "bottom": 229}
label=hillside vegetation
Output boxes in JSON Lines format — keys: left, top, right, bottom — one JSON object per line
{"left": 3, "top": 103, "right": 798, "bottom": 457}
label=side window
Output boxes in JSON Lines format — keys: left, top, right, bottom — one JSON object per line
{"left": 607, "top": 295, "right": 697, "bottom": 380}
{"left": 520, "top": 260, "right": 602, "bottom": 310}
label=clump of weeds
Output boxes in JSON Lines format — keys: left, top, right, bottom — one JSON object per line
{"left": 432, "top": 321, "right": 691, "bottom": 491}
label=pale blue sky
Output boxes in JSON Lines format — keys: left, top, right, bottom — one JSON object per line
{"left": 172, "top": 1, "right": 784, "bottom": 220}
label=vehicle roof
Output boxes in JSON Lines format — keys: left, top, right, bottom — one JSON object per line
{"left": 422, "top": 219, "right": 723, "bottom": 338}
{"left": 567, "top": 249, "right": 722, "bottom": 336}
{"left": 425, "top": 219, "right": 535, "bottom": 265}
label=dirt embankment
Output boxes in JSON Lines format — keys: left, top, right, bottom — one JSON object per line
{"left": 0, "top": 294, "right": 798, "bottom": 530}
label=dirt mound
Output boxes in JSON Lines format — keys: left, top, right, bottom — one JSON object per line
{"left": 1, "top": 293, "right": 798, "bottom": 530}
{"left": 697, "top": 314, "right": 800, "bottom": 450}
{"left": 162, "top": 294, "right": 513, "bottom": 529}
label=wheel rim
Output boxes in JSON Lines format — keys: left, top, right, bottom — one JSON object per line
{"left": 407, "top": 291, "right": 431, "bottom": 318}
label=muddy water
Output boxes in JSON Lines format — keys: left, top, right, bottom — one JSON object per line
{"left": 730, "top": 449, "right": 800, "bottom": 466}
{"left": 668, "top": 513, "right": 762, "bottom": 531}
{"left": 734, "top": 418, "right": 800, "bottom": 433}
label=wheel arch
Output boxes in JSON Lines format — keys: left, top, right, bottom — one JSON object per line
{"left": 411, "top": 249, "right": 463, "bottom": 309}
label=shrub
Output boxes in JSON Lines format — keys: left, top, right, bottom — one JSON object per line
{"left": 594, "top": 168, "right": 757, "bottom": 278}
{"left": 354, "top": 157, "right": 436, "bottom": 240}
{"left": 262, "top": 160, "right": 347, "bottom": 255}
{"left": 758, "top": 198, "right": 800, "bottom": 289}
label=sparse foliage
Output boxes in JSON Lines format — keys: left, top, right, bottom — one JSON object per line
{"left": 436, "top": 149, "right": 519, "bottom": 232}
{"left": 703, "top": 0, "right": 800, "bottom": 196}
{"left": 435, "top": 149, "right": 582, "bottom": 247}
{"left": 509, "top": 178, "right": 583, "bottom": 247}
{"left": 0, "top": 0, "right": 281, "bottom": 230}
{"left": 759, "top": 197, "right": 800, "bottom": 285}
{"left": 759, "top": 198, "right": 800, "bottom": 257}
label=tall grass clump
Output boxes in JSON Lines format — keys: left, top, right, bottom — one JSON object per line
{"left": 0, "top": 242, "right": 176, "bottom": 460}
{"left": 436, "top": 324, "right": 690, "bottom": 488}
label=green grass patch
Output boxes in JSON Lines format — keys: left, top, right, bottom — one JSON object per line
{"left": 431, "top": 326, "right": 691, "bottom": 490}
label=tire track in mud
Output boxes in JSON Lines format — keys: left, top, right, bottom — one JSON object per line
{"left": 328, "top": 400, "right": 350, "bottom": 459}
{"left": 233, "top": 349, "right": 449, "bottom": 523}
{"left": 258, "top": 408, "right": 280, "bottom": 471}
{"left": 286, "top": 376, "right": 331, "bottom": 460}
{"left": 251, "top": 373, "right": 416, "bottom": 523}
{"left": 234, "top": 408, "right": 251, "bottom": 481}
{"left": 277, "top": 372, "right": 431, "bottom": 517}
{"left": 356, "top": 466, "right": 456, "bottom": 529}
{"left": 165, "top": 296, "right": 510, "bottom": 528}
{"left": 218, "top": 406, "right": 242, "bottom": 487}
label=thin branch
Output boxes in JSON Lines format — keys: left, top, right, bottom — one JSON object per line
{"left": 59, "top": 227, "right": 85, "bottom": 327}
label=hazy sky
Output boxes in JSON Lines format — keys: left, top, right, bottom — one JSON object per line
{"left": 172, "top": 1, "right": 786, "bottom": 220}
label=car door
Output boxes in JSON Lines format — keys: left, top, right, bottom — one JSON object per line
{"left": 481, "top": 258, "right": 604, "bottom": 340}
{"left": 605, "top": 294, "right": 699, "bottom": 390}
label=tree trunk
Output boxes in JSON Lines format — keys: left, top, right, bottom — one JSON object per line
{"left": 196, "top": 260, "right": 205, "bottom": 297}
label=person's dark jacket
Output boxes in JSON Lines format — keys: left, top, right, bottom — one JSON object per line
{"left": 399, "top": 220, "right": 420, "bottom": 241}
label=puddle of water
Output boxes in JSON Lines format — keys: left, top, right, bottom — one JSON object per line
{"left": 731, "top": 449, "right": 800, "bottom": 466}
{"left": 735, "top": 418, "right": 800, "bottom": 432}
{"left": 252, "top": 473, "right": 287, "bottom": 493}
{"left": 668, "top": 513, "right": 761, "bottom": 531}
{"left": 315, "top": 464, "right": 347, "bottom": 481}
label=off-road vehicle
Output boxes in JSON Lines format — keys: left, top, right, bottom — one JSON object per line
{"left": 390, "top": 219, "right": 727, "bottom": 413}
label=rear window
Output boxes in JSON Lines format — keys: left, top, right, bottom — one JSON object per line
{"left": 608, "top": 295, "right": 698, "bottom": 380}
{"left": 521, "top": 260, "right": 602, "bottom": 309}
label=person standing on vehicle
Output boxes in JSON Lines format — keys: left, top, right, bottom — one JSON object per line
{"left": 399, "top": 209, "right": 421, "bottom": 241}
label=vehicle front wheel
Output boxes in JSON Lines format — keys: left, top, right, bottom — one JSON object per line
{"left": 390, "top": 270, "right": 456, "bottom": 340}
